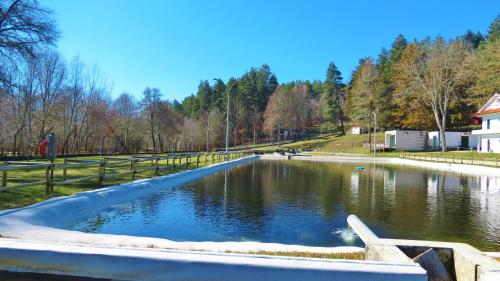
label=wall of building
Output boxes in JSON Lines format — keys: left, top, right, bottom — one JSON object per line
{"left": 395, "top": 131, "right": 427, "bottom": 151}
{"left": 482, "top": 114, "right": 500, "bottom": 130}
{"left": 478, "top": 135, "right": 500, "bottom": 153}
{"left": 427, "top": 132, "right": 462, "bottom": 149}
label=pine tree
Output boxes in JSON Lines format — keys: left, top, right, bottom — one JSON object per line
{"left": 321, "top": 62, "right": 345, "bottom": 133}
{"left": 487, "top": 15, "right": 500, "bottom": 41}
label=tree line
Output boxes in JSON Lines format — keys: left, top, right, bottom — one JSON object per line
{"left": 1, "top": 1, "right": 498, "bottom": 156}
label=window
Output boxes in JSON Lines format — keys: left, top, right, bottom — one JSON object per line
{"left": 487, "top": 119, "right": 490, "bottom": 130}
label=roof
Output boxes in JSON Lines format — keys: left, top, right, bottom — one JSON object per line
{"left": 473, "top": 93, "right": 500, "bottom": 116}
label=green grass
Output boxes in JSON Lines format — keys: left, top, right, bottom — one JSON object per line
{"left": 0, "top": 154, "right": 231, "bottom": 211}
{"left": 253, "top": 132, "right": 500, "bottom": 169}
{"left": 255, "top": 133, "right": 382, "bottom": 155}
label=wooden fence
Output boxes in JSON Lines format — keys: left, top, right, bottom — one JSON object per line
{"left": 399, "top": 153, "right": 500, "bottom": 168}
{"left": 1, "top": 151, "right": 253, "bottom": 194}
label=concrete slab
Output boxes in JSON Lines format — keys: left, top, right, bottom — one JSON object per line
{"left": 0, "top": 239, "right": 427, "bottom": 281}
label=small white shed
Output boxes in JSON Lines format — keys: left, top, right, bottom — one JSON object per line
{"left": 351, "top": 126, "right": 366, "bottom": 135}
{"left": 385, "top": 130, "right": 428, "bottom": 151}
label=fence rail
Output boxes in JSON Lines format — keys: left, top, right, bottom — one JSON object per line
{"left": 1, "top": 151, "right": 253, "bottom": 194}
{"left": 399, "top": 153, "right": 500, "bottom": 168}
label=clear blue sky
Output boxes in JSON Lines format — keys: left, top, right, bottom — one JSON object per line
{"left": 44, "top": 0, "right": 499, "bottom": 101}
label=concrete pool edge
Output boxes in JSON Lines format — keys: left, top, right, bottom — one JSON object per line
{"left": 0, "top": 238, "right": 428, "bottom": 281}
{"left": 0, "top": 154, "right": 497, "bottom": 280}
{"left": 262, "top": 154, "right": 500, "bottom": 177}
{"left": 0, "top": 155, "right": 362, "bottom": 255}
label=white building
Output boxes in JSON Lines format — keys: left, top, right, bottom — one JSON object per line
{"left": 384, "top": 130, "right": 428, "bottom": 151}
{"left": 471, "top": 93, "right": 500, "bottom": 153}
{"left": 427, "top": 131, "right": 478, "bottom": 149}
{"left": 351, "top": 126, "right": 366, "bottom": 135}
{"left": 427, "top": 131, "right": 461, "bottom": 149}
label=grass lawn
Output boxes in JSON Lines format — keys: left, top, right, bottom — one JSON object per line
{"left": 255, "top": 132, "right": 500, "bottom": 163}
{"left": 255, "top": 133, "right": 382, "bottom": 155}
{"left": 0, "top": 154, "right": 230, "bottom": 211}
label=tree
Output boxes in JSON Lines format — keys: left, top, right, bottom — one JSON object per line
{"left": 468, "top": 39, "right": 500, "bottom": 105}
{"left": 113, "top": 93, "right": 139, "bottom": 153}
{"left": 264, "top": 84, "right": 311, "bottom": 140}
{"left": 321, "top": 62, "right": 345, "bottom": 133}
{"left": 392, "top": 43, "right": 435, "bottom": 130}
{"left": 346, "top": 58, "right": 378, "bottom": 142}
{"left": 0, "top": 0, "right": 59, "bottom": 85}
{"left": 461, "top": 30, "right": 484, "bottom": 49}
{"left": 197, "top": 80, "right": 212, "bottom": 151}
{"left": 404, "top": 38, "right": 470, "bottom": 151}
{"left": 487, "top": 15, "right": 500, "bottom": 42}
{"left": 373, "top": 35, "right": 408, "bottom": 129}
{"left": 142, "top": 87, "right": 162, "bottom": 153}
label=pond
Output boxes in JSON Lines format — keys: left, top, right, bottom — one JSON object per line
{"left": 69, "top": 160, "right": 500, "bottom": 251}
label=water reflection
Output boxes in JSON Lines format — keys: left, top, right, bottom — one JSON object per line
{"left": 70, "top": 160, "right": 500, "bottom": 251}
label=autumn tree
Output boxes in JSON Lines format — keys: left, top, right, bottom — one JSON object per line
{"left": 346, "top": 58, "right": 378, "bottom": 142}
{"left": 404, "top": 38, "right": 471, "bottom": 151}
{"left": 392, "top": 43, "right": 436, "bottom": 130}
{"left": 264, "top": 84, "right": 311, "bottom": 140}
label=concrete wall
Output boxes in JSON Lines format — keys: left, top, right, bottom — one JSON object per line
{"left": 478, "top": 135, "right": 500, "bottom": 153}
{"left": 385, "top": 131, "right": 427, "bottom": 151}
{"left": 0, "top": 239, "right": 428, "bottom": 281}
{"left": 469, "top": 134, "right": 479, "bottom": 148}
{"left": 427, "top": 131, "right": 462, "bottom": 148}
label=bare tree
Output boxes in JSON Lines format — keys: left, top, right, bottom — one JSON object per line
{"left": 142, "top": 87, "right": 162, "bottom": 153}
{"left": 35, "top": 49, "right": 65, "bottom": 143}
{"left": 0, "top": 0, "right": 59, "bottom": 85}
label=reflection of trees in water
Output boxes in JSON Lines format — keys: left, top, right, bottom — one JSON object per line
{"left": 187, "top": 162, "right": 268, "bottom": 235}
{"left": 77, "top": 159, "right": 500, "bottom": 250}
{"left": 78, "top": 201, "right": 139, "bottom": 232}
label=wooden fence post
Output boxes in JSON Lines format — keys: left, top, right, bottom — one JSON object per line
{"left": 155, "top": 158, "right": 160, "bottom": 175}
{"left": 197, "top": 155, "right": 200, "bottom": 167}
{"left": 131, "top": 159, "right": 137, "bottom": 180}
{"left": 2, "top": 162, "right": 7, "bottom": 188}
{"left": 63, "top": 159, "right": 68, "bottom": 181}
{"left": 173, "top": 157, "right": 177, "bottom": 172}
{"left": 45, "top": 164, "right": 53, "bottom": 195}
{"left": 50, "top": 161, "right": 54, "bottom": 193}
{"left": 185, "top": 156, "right": 189, "bottom": 169}
{"left": 98, "top": 160, "right": 105, "bottom": 185}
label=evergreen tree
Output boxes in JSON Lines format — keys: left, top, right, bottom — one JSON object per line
{"left": 487, "top": 15, "right": 500, "bottom": 41}
{"left": 321, "top": 62, "right": 345, "bottom": 133}
{"left": 211, "top": 79, "right": 226, "bottom": 111}
{"left": 461, "top": 30, "right": 485, "bottom": 49}
{"left": 390, "top": 34, "right": 408, "bottom": 62}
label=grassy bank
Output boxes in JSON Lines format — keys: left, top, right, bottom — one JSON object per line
{"left": 256, "top": 133, "right": 382, "bottom": 155}
{"left": 0, "top": 154, "right": 226, "bottom": 211}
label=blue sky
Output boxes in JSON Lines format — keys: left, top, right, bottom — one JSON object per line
{"left": 45, "top": 0, "right": 499, "bottom": 101}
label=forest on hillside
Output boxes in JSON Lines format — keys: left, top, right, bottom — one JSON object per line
{"left": 0, "top": 0, "right": 499, "bottom": 156}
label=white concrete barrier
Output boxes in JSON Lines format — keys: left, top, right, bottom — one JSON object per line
{"left": 0, "top": 239, "right": 427, "bottom": 281}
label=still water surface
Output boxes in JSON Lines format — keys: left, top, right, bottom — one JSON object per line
{"left": 70, "top": 160, "right": 500, "bottom": 251}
